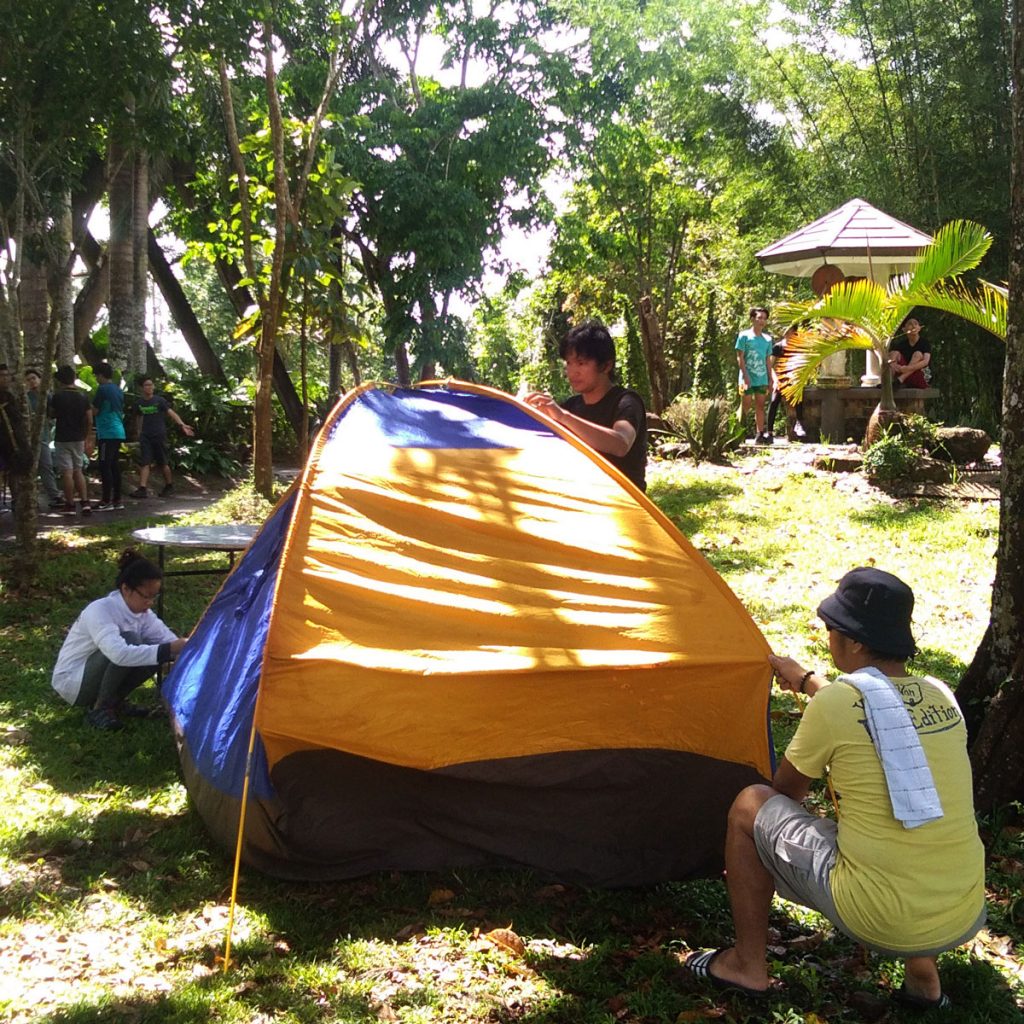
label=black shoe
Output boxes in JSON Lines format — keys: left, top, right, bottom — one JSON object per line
{"left": 86, "top": 708, "right": 124, "bottom": 731}
{"left": 117, "top": 701, "right": 160, "bottom": 720}
{"left": 130, "top": 487, "right": 148, "bottom": 499}
{"left": 160, "top": 484, "right": 174, "bottom": 497}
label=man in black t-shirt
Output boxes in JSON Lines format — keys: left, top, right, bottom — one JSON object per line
{"left": 129, "top": 376, "right": 194, "bottom": 498}
{"left": 888, "top": 319, "right": 931, "bottom": 389}
{"left": 524, "top": 320, "right": 647, "bottom": 491}
{"left": 48, "top": 365, "right": 93, "bottom": 512}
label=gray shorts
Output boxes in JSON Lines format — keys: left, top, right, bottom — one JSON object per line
{"left": 54, "top": 441, "right": 84, "bottom": 473}
{"left": 754, "top": 793, "right": 845, "bottom": 925}
{"left": 754, "top": 793, "right": 986, "bottom": 957}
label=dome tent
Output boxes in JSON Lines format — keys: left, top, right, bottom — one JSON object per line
{"left": 164, "top": 381, "right": 773, "bottom": 886}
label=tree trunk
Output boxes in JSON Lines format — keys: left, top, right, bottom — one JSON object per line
{"left": 959, "top": 0, "right": 1024, "bottom": 814}
{"left": 394, "top": 341, "right": 412, "bottom": 387}
{"left": 215, "top": 258, "right": 304, "bottom": 435}
{"left": 131, "top": 150, "right": 149, "bottom": 375}
{"left": 53, "top": 193, "right": 75, "bottom": 366}
{"left": 637, "top": 295, "right": 668, "bottom": 414}
{"left": 147, "top": 231, "right": 227, "bottom": 383}
{"left": 865, "top": 356, "right": 900, "bottom": 446}
{"left": 20, "top": 248, "right": 48, "bottom": 369}
{"left": 74, "top": 231, "right": 109, "bottom": 355}
{"left": 107, "top": 137, "right": 134, "bottom": 371}
{"left": 252, "top": 19, "right": 292, "bottom": 500}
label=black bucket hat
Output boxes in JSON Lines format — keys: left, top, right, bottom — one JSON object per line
{"left": 817, "top": 567, "right": 916, "bottom": 658}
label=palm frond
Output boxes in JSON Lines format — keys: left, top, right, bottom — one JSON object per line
{"left": 814, "top": 279, "right": 891, "bottom": 336}
{"left": 772, "top": 297, "right": 820, "bottom": 328}
{"left": 775, "top": 324, "right": 874, "bottom": 403}
{"left": 905, "top": 220, "right": 992, "bottom": 290}
{"left": 775, "top": 280, "right": 890, "bottom": 342}
{"left": 904, "top": 278, "right": 1008, "bottom": 340}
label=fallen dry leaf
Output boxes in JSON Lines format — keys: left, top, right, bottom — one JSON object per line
{"left": 485, "top": 927, "right": 526, "bottom": 957}
{"left": 427, "top": 888, "right": 455, "bottom": 906}
{"left": 994, "top": 857, "right": 1024, "bottom": 878}
{"left": 534, "top": 884, "right": 566, "bottom": 899}
{"left": 787, "top": 932, "right": 826, "bottom": 953}
{"left": 676, "top": 1008, "right": 726, "bottom": 1021}
{"left": 606, "top": 993, "right": 629, "bottom": 1017}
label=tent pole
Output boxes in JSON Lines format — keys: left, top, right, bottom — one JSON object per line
{"left": 222, "top": 711, "right": 261, "bottom": 973}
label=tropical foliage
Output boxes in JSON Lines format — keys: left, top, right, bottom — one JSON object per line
{"left": 772, "top": 221, "right": 1008, "bottom": 423}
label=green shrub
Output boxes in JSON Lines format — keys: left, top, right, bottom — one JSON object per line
{"left": 158, "top": 358, "right": 251, "bottom": 452}
{"left": 659, "top": 397, "right": 744, "bottom": 464}
{"left": 173, "top": 437, "right": 243, "bottom": 478}
{"left": 893, "top": 412, "right": 939, "bottom": 452}
{"left": 862, "top": 430, "right": 921, "bottom": 482}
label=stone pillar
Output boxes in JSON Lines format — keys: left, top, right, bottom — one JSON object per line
{"left": 861, "top": 349, "right": 881, "bottom": 387}
{"left": 817, "top": 349, "right": 852, "bottom": 388}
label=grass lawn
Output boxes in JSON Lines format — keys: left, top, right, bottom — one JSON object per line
{"left": 0, "top": 457, "right": 1021, "bottom": 1023}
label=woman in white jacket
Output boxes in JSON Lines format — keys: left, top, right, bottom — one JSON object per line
{"left": 52, "top": 549, "right": 187, "bottom": 730}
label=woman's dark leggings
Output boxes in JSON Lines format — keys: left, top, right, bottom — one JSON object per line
{"left": 75, "top": 634, "right": 155, "bottom": 710}
{"left": 767, "top": 392, "right": 804, "bottom": 434}
{"left": 97, "top": 439, "right": 122, "bottom": 503}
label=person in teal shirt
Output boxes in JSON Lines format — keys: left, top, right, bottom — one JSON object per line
{"left": 735, "top": 307, "right": 774, "bottom": 445}
{"left": 92, "top": 363, "right": 125, "bottom": 510}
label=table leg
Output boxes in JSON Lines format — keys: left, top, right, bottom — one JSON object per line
{"left": 156, "top": 544, "right": 166, "bottom": 689}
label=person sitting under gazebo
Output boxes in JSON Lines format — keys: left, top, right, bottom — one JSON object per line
{"left": 889, "top": 318, "right": 931, "bottom": 389}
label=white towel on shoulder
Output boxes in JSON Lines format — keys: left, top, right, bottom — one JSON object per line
{"left": 839, "top": 666, "right": 944, "bottom": 830}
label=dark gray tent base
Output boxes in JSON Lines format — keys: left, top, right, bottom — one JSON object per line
{"left": 180, "top": 741, "right": 768, "bottom": 887}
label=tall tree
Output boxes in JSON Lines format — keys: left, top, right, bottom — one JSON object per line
{"left": 107, "top": 134, "right": 135, "bottom": 371}
{"left": 549, "top": 0, "right": 803, "bottom": 405}
{"left": 0, "top": 0, "right": 167, "bottom": 576}
{"left": 331, "top": 0, "right": 563, "bottom": 382}
{"left": 957, "top": 0, "right": 1024, "bottom": 814}
{"left": 216, "top": 9, "right": 348, "bottom": 497}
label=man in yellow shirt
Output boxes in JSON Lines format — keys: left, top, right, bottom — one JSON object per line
{"left": 685, "top": 568, "right": 985, "bottom": 1010}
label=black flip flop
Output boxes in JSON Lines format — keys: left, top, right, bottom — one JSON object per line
{"left": 894, "top": 983, "right": 951, "bottom": 1012}
{"left": 683, "top": 948, "right": 769, "bottom": 999}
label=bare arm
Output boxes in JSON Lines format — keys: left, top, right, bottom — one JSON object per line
{"left": 735, "top": 350, "right": 750, "bottom": 391}
{"left": 522, "top": 393, "right": 636, "bottom": 457}
{"left": 167, "top": 408, "right": 195, "bottom": 436}
{"left": 772, "top": 756, "right": 813, "bottom": 802}
{"left": 84, "top": 407, "right": 95, "bottom": 455}
{"left": 769, "top": 653, "right": 829, "bottom": 698}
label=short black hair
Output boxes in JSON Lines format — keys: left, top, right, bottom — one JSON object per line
{"left": 560, "top": 320, "right": 616, "bottom": 368}
{"left": 55, "top": 365, "right": 76, "bottom": 386}
{"left": 749, "top": 306, "right": 769, "bottom": 319}
{"left": 95, "top": 362, "right": 114, "bottom": 380}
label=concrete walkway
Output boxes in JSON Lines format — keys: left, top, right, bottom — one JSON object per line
{"left": 0, "top": 469, "right": 299, "bottom": 543}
